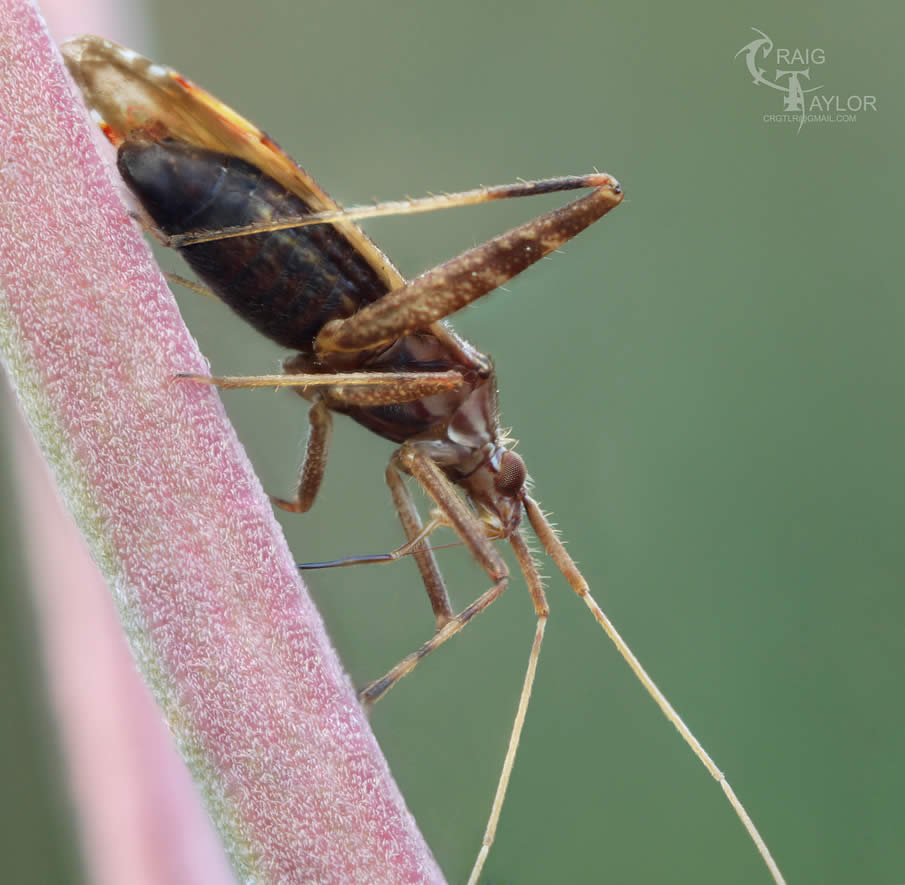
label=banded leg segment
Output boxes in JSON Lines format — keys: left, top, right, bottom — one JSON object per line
{"left": 360, "top": 447, "right": 510, "bottom": 706}
{"left": 317, "top": 174, "right": 623, "bottom": 354}
{"left": 165, "top": 173, "right": 622, "bottom": 247}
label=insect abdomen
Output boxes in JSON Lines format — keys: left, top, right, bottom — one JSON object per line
{"left": 117, "top": 137, "right": 388, "bottom": 351}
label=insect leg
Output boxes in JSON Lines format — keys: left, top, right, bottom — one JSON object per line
{"left": 271, "top": 397, "right": 332, "bottom": 513}
{"left": 386, "top": 462, "right": 453, "bottom": 629}
{"left": 296, "top": 461, "right": 452, "bottom": 627}
{"left": 174, "top": 370, "right": 463, "bottom": 398}
{"left": 163, "top": 271, "right": 218, "bottom": 300}
{"left": 315, "top": 174, "right": 623, "bottom": 354}
{"left": 360, "top": 447, "right": 510, "bottom": 706}
{"left": 180, "top": 365, "right": 462, "bottom": 519}
{"left": 521, "top": 494, "right": 787, "bottom": 885}
{"left": 165, "top": 173, "right": 622, "bottom": 247}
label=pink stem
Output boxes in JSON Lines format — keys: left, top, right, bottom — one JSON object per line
{"left": 0, "top": 2, "right": 444, "bottom": 883}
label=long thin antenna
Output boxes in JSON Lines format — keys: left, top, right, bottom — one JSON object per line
{"left": 523, "top": 495, "right": 786, "bottom": 885}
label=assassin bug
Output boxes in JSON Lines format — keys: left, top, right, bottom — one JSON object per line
{"left": 62, "top": 35, "right": 785, "bottom": 884}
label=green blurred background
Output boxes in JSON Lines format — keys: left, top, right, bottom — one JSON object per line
{"left": 3, "top": 1, "right": 904, "bottom": 882}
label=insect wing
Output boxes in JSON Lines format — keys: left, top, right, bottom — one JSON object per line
{"left": 61, "top": 35, "right": 403, "bottom": 290}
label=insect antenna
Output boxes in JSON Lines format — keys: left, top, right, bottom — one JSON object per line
{"left": 521, "top": 494, "right": 787, "bottom": 884}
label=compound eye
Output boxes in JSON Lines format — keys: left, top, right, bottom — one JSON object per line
{"left": 495, "top": 451, "right": 526, "bottom": 498}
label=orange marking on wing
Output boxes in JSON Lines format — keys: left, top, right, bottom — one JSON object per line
{"left": 62, "top": 34, "right": 407, "bottom": 291}
{"left": 98, "top": 120, "right": 120, "bottom": 146}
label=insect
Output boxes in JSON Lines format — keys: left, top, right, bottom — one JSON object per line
{"left": 62, "top": 35, "right": 785, "bottom": 884}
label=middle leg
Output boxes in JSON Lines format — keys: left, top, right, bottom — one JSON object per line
{"left": 176, "top": 367, "right": 464, "bottom": 512}
{"left": 272, "top": 396, "right": 332, "bottom": 513}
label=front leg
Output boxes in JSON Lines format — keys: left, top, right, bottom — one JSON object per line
{"left": 386, "top": 461, "right": 453, "bottom": 630}
{"left": 316, "top": 173, "right": 623, "bottom": 354}
{"left": 360, "top": 446, "right": 511, "bottom": 706}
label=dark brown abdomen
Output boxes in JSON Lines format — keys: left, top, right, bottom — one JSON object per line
{"left": 117, "top": 137, "right": 388, "bottom": 351}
